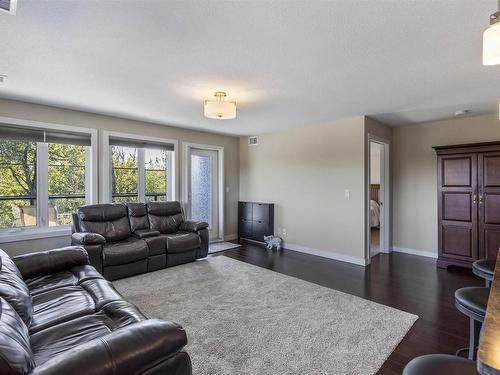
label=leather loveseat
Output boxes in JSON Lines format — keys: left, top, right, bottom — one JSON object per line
{"left": 0, "top": 246, "right": 191, "bottom": 375}
{"left": 71, "top": 201, "right": 209, "bottom": 280}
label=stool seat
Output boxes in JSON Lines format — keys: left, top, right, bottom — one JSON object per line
{"left": 472, "top": 259, "right": 495, "bottom": 281}
{"left": 402, "top": 354, "right": 477, "bottom": 375}
{"left": 455, "top": 287, "right": 490, "bottom": 322}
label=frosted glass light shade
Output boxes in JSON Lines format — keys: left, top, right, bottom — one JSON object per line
{"left": 483, "top": 21, "right": 500, "bottom": 66}
{"left": 204, "top": 100, "right": 236, "bottom": 119}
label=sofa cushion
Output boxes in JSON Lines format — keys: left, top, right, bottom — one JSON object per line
{"left": 126, "top": 202, "right": 150, "bottom": 232}
{"left": 31, "top": 299, "right": 146, "bottom": 366}
{"left": 165, "top": 232, "right": 201, "bottom": 254}
{"left": 0, "top": 298, "right": 35, "bottom": 375}
{"left": 143, "top": 234, "right": 168, "bottom": 256}
{"left": 26, "top": 265, "right": 104, "bottom": 296}
{"left": 102, "top": 238, "right": 148, "bottom": 266}
{"left": 13, "top": 246, "right": 89, "bottom": 280}
{"left": 0, "top": 249, "right": 33, "bottom": 327}
{"left": 147, "top": 202, "right": 184, "bottom": 234}
{"left": 30, "top": 286, "right": 95, "bottom": 334}
{"left": 77, "top": 204, "right": 131, "bottom": 242}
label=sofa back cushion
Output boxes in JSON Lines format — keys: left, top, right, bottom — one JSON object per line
{"left": 147, "top": 202, "right": 184, "bottom": 234}
{"left": 0, "top": 250, "right": 33, "bottom": 327}
{"left": 126, "top": 203, "right": 149, "bottom": 232}
{"left": 0, "top": 298, "right": 35, "bottom": 375}
{"left": 77, "top": 204, "right": 131, "bottom": 242}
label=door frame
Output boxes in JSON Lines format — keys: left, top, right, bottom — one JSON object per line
{"left": 366, "top": 135, "right": 391, "bottom": 263}
{"left": 182, "top": 142, "right": 224, "bottom": 242}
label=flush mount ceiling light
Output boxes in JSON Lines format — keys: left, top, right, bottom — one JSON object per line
{"left": 483, "top": 1, "right": 500, "bottom": 65}
{"left": 204, "top": 92, "right": 236, "bottom": 120}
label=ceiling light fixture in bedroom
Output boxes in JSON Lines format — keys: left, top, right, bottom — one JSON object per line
{"left": 204, "top": 92, "right": 236, "bottom": 120}
{"left": 483, "top": 0, "right": 500, "bottom": 65}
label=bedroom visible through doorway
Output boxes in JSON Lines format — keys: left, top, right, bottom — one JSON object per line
{"left": 368, "top": 139, "right": 389, "bottom": 258}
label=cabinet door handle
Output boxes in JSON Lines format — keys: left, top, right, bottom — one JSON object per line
{"left": 479, "top": 194, "right": 484, "bottom": 205}
{"left": 473, "top": 194, "right": 477, "bottom": 205}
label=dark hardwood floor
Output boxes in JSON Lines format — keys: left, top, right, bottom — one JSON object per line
{"left": 212, "top": 242, "right": 483, "bottom": 375}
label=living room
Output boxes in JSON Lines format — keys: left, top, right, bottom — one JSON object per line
{"left": 1, "top": 1, "right": 500, "bottom": 374}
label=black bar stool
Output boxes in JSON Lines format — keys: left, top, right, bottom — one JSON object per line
{"left": 455, "top": 286, "right": 490, "bottom": 360}
{"left": 402, "top": 354, "right": 477, "bottom": 375}
{"left": 472, "top": 259, "right": 495, "bottom": 287}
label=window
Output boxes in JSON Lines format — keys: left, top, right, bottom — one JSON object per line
{"left": 0, "top": 123, "right": 95, "bottom": 233}
{"left": 0, "top": 140, "right": 37, "bottom": 229}
{"left": 109, "top": 136, "right": 174, "bottom": 203}
{"left": 48, "top": 143, "right": 87, "bottom": 226}
{"left": 111, "top": 146, "right": 138, "bottom": 202}
{"left": 145, "top": 148, "right": 168, "bottom": 202}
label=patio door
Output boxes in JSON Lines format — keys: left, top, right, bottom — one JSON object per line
{"left": 187, "top": 148, "right": 219, "bottom": 240}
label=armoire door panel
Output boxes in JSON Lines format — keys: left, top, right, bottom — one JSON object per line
{"left": 442, "top": 192, "right": 471, "bottom": 222}
{"left": 484, "top": 193, "right": 500, "bottom": 224}
{"left": 483, "top": 155, "right": 500, "bottom": 186}
{"left": 442, "top": 157, "right": 473, "bottom": 187}
{"left": 485, "top": 228, "right": 500, "bottom": 260}
{"left": 478, "top": 152, "right": 500, "bottom": 263}
{"left": 441, "top": 224, "right": 473, "bottom": 258}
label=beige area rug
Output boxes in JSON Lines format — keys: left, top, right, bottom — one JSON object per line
{"left": 114, "top": 256, "right": 417, "bottom": 375}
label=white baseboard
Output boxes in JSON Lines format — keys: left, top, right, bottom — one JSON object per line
{"left": 284, "top": 242, "right": 368, "bottom": 266}
{"left": 391, "top": 246, "right": 438, "bottom": 259}
{"left": 224, "top": 234, "right": 238, "bottom": 241}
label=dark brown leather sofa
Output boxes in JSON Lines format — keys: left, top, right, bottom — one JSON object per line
{"left": 71, "top": 201, "right": 209, "bottom": 280}
{"left": 0, "top": 246, "right": 191, "bottom": 375}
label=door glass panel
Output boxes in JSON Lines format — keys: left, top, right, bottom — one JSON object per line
{"left": 190, "top": 154, "right": 211, "bottom": 226}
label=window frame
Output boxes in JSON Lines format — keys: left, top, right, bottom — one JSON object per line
{"left": 102, "top": 131, "right": 177, "bottom": 203}
{"left": 0, "top": 116, "right": 98, "bottom": 243}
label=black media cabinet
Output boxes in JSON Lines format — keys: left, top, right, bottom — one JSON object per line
{"left": 238, "top": 201, "right": 274, "bottom": 243}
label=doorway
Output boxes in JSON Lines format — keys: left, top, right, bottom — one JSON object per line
{"left": 183, "top": 143, "right": 224, "bottom": 242}
{"left": 367, "top": 137, "right": 390, "bottom": 259}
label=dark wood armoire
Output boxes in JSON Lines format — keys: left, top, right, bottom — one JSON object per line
{"left": 435, "top": 142, "right": 500, "bottom": 269}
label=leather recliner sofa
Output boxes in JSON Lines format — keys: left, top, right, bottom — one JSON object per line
{"left": 71, "top": 201, "right": 209, "bottom": 280}
{"left": 0, "top": 246, "right": 191, "bottom": 375}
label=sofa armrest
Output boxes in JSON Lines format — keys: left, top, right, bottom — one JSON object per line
{"left": 13, "top": 246, "right": 89, "bottom": 279}
{"left": 133, "top": 229, "right": 161, "bottom": 239}
{"left": 179, "top": 220, "right": 209, "bottom": 232}
{"left": 32, "top": 319, "right": 188, "bottom": 375}
{"left": 71, "top": 232, "right": 106, "bottom": 245}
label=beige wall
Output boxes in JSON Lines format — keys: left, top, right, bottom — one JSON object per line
{"left": 240, "top": 116, "right": 367, "bottom": 263}
{"left": 0, "top": 99, "right": 239, "bottom": 255}
{"left": 393, "top": 113, "right": 500, "bottom": 254}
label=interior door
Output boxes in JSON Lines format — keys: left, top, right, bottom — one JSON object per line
{"left": 188, "top": 148, "right": 219, "bottom": 241}
{"left": 478, "top": 152, "right": 500, "bottom": 260}
{"left": 438, "top": 154, "right": 478, "bottom": 263}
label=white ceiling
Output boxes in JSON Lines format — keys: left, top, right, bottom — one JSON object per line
{"left": 0, "top": 0, "right": 499, "bottom": 136}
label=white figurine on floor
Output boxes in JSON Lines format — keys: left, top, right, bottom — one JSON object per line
{"left": 264, "top": 235, "right": 282, "bottom": 250}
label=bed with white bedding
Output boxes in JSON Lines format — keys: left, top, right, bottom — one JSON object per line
{"left": 370, "top": 199, "right": 380, "bottom": 228}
